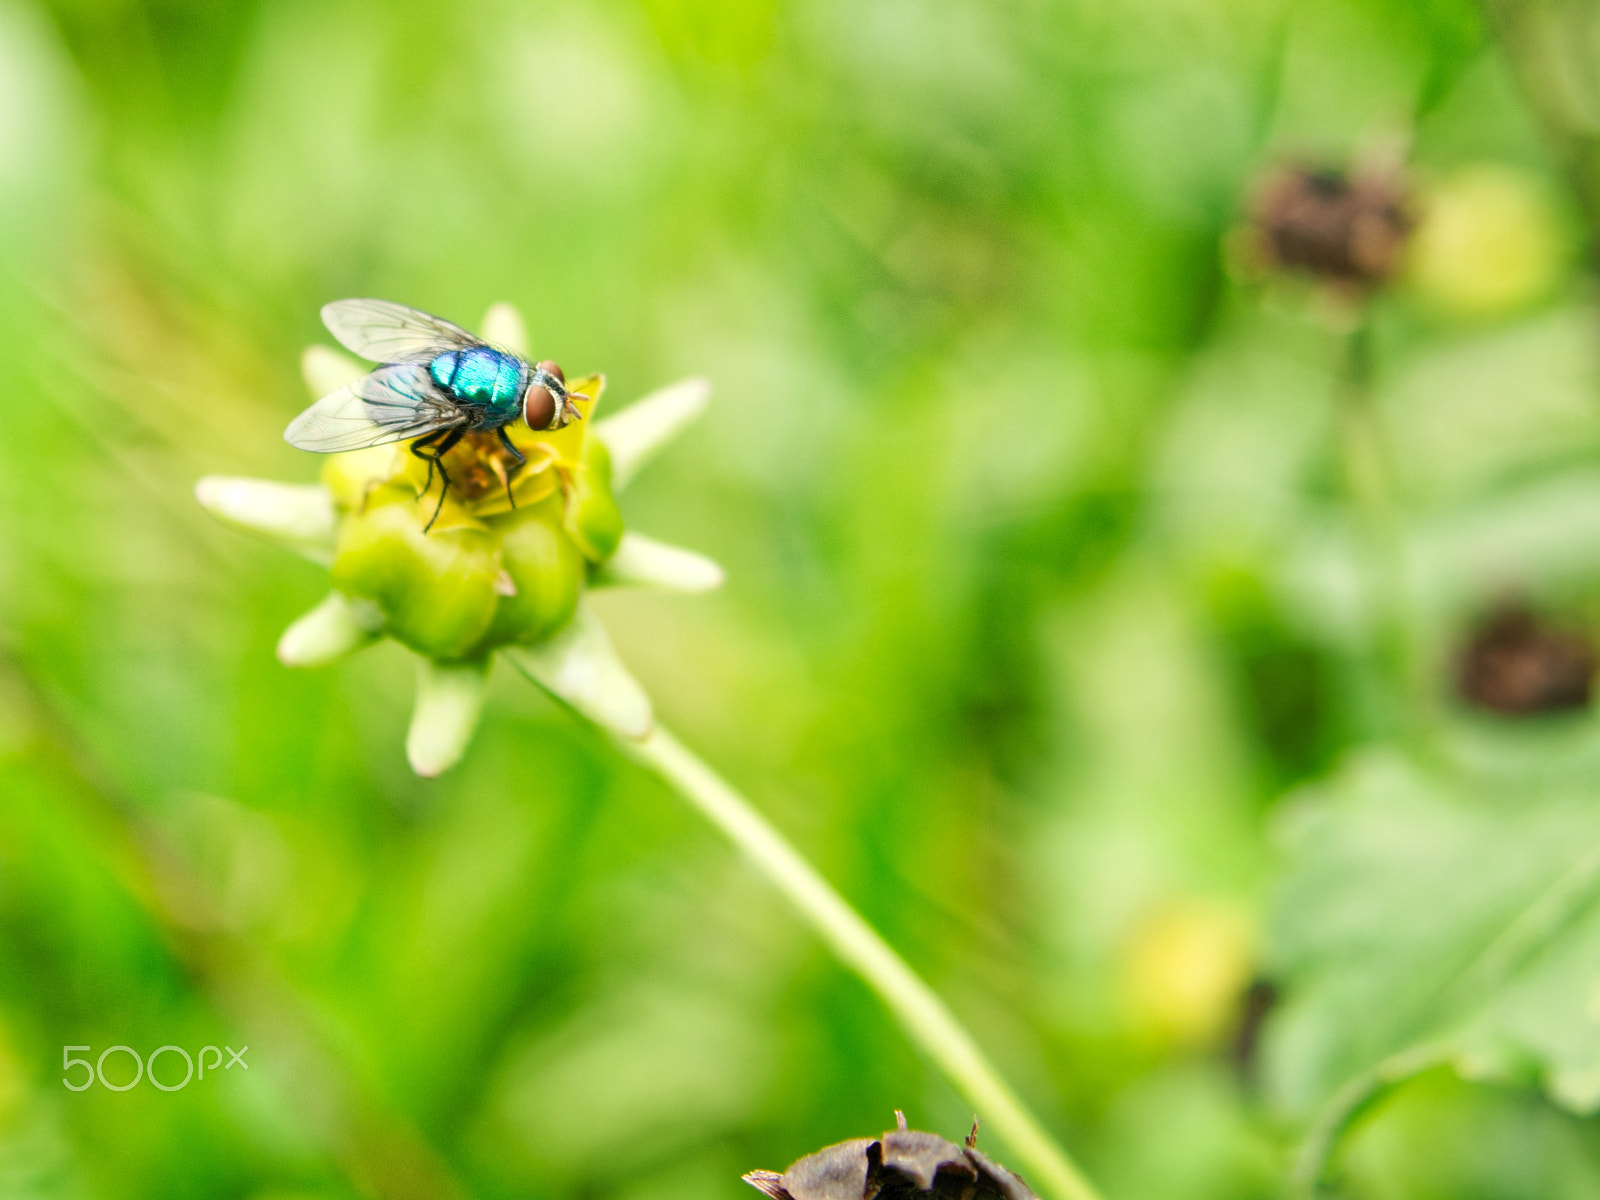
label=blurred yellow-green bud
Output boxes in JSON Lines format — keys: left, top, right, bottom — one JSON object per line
{"left": 1406, "top": 164, "right": 1565, "bottom": 319}
{"left": 322, "top": 368, "right": 609, "bottom": 661}
{"left": 197, "top": 302, "right": 722, "bottom": 775}
{"left": 1120, "top": 897, "right": 1255, "bottom": 1049}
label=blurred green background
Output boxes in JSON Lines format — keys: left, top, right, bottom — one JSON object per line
{"left": 8, "top": 0, "right": 1600, "bottom": 1197}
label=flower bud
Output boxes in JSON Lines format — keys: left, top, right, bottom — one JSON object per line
{"left": 566, "top": 434, "right": 624, "bottom": 562}
{"left": 1407, "top": 164, "right": 1564, "bottom": 319}
{"left": 330, "top": 489, "right": 501, "bottom": 660}
{"left": 481, "top": 494, "right": 583, "bottom": 647}
{"left": 324, "top": 376, "right": 622, "bottom": 658}
{"left": 202, "top": 302, "right": 721, "bottom": 773}
{"left": 1120, "top": 897, "right": 1255, "bottom": 1048}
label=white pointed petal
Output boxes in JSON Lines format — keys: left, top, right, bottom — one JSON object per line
{"left": 407, "top": 658, "right": 491, "bottom": 778}
{"left": 195, "top": 476, "right": 338, "bottom": 565}
{"left": 592, "top": 377, "right": 711, "bottom": 489}
{"left": 301, "top": 345, "right": 366, "bottom": 398}
{"left": 481, "top": 303, "right": 529, "bottom": 357}
{"left": 592, "top": 531, "right": 725, "bottom": 592}
{"left": 277, "top": 592, "right": 384, "bottom": 668}
{"left": 502, "top": 603, "right": 653, "bottom": 740}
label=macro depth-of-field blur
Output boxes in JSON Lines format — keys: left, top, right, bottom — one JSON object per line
{"left": 8, "top": 0, "right": 1600, "bottom": 1197}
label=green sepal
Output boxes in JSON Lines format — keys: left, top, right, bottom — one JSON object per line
{"left": 330, "top": 489, "right": 500, "bottom": 660}
{"left": 565, "top": 434, "right": 624, "bottom": 564}
{"left": 194, "top": 476, "right": 338, "bottom": 564}
{"left": 322, "top": 445, "right": 405, "bottom": 511}
{"left": 477, "top": 494, "right": 584, "bottom": 649}
{"left": 590, "top": 531, "right": 724, "bottom": 592}
{"left": 277, "top": 591, "right": 385, "bottom": 667}
{"left": 591, "top": 376, "right": 710, "bottom": 490}
{"left": 502, "top": 602, "right": 653, "bottom": 740}
{"left": 479, "top": 302, "right": 528, "bottom": 356}
{"left": 407, "top": 656, "right": 491, "bottom": 777}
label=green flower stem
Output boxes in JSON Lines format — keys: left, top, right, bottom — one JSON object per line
{"left": 621, "top": 724, "right": 1106, "bottom": 1200}
{"left": 1336, "top": 323, "right": 1430, "bottom": 738}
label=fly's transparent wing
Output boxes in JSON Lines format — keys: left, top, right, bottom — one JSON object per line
{"left": 284, "top": 364, "right": 466, "bottom": 453}
{"left": 321, "top": 298, "right": 485, "bottom": 364}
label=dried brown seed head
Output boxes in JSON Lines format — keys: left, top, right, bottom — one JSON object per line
{"left": 1248, "top": 163, "right": 1411, "bottom": 290}
{"left": 745, "top": 1171, "right": 794, "bottom": 1200}
{"left": 1456, "top": 603, "right": 1596, "bottom": 715}
{"left": 880, "top": 1130, "right": 976, "bottom": 1193}
{"left": 743, "top": 1118, "right": 1038, "bottom": 1200}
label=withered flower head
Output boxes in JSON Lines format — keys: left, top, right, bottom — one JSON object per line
{"left": 1246, "top": 159, "right": 1411, "bottom": 291}
{"left": 1456, "top": 603, "right": 1597, "bottom": 716}
{"left": 744, "top": 1113, "right": 1037, "bottom": 1200}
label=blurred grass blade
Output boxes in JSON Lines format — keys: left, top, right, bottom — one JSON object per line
{"left": 592, "top": 531, "right": 725, "bottom": 592}
{"left": 195, "top": 476, "right": 338, "bottom": 564}
{"left": 591, "top": 377, "right": 711, "bottom": 489}
{"left": 407, "top": 657, "right": 492, "bottom": 777}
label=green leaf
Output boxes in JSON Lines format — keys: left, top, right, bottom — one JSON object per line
{"left": 1265, "top": 750, "right": 1600, "bottom": 1122}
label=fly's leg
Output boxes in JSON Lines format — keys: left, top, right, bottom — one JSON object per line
{"left": 411, "top": 427, "right": 466, "bottom": 533}
{"left": 410, "top": 429, "right": 445, "bottom": 497}
{"left": 495, "top": 426, "right": 527, "bottom": 511}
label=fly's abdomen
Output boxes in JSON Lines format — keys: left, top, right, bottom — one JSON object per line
{"left": 428, "top": 347, "right": 527, "bottom": 426}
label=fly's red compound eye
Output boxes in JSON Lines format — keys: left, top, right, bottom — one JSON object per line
{"left": 523, "top": 383, "right": 557, "bottom": 430}
{"left": 536, "top": 360, "right": 565, "bottom": 385}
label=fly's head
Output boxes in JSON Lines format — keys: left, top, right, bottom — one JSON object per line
{"left": 525, "top": 360, "right": 588, "bottom": 431}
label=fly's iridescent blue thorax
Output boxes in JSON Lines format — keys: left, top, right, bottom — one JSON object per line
{"left": 428, "top": 346, "right": 529, "bottom": 426}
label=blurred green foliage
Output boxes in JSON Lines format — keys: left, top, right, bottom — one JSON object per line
{"left": 6, "top": 0, "right": 1600, "bottom": 1197}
